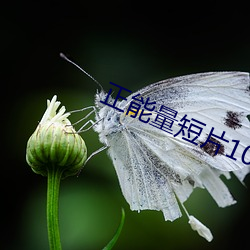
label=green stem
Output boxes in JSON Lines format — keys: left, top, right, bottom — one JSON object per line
{"left": 47, "top": 165, "right": 63, "bottom": 250}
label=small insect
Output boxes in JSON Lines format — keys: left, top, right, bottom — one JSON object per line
{"left": 61, "top": 54, "right": 250, "bottom": 241}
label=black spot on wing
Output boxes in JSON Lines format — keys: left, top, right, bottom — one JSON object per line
{"left": 186, "top": 177, "right": 195, "bottom": 186}
{"left": 246, "top": 84, "right": 250, "bottom": 94}
{"left": 224, "top": 111, "right": 243, "bottom": 130}
{"left": 199, "top": 136, "right": 225, "bottom": 157}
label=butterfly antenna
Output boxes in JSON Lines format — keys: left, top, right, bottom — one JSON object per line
{"left": 60, "top": 53, "right": 103, "bottom": 91}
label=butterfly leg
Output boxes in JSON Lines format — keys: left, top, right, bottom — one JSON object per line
{"left": 70, "top": 106, "right": 96, "bottom": 125}
{"left": 68, "top": 106, "right": 101, "bottom": 132}
{"left": 77, "top": 145, "right": 108, "bottom": 176}
{"left": 85, "top": 145, "right": 108, "bottom": 165}
{"left": 77, "top": 117, "right": 105, "bottom": 132}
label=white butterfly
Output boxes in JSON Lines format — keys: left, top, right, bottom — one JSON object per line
{"left": 61, "top": 54, "right": 250, "bottom": 242}
{"left": 91, "top": 72, "right": 250, "bottom": 242}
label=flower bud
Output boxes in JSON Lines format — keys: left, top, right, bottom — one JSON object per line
{"left": 26, "top": 95, "right": 87, "bottom": 178}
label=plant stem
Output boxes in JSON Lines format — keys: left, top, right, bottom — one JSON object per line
{"left": 47, "top": 165, "right": 63, "bottom": 250}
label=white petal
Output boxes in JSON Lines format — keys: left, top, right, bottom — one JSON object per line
{"left": 41, "top": 95, "right": 58, "bottom": 123}
{"left": 188, "top": 215, "right": 213, "bottom": 242}
{"left": 40, "top": 95, "right": 71, "bottom": 125}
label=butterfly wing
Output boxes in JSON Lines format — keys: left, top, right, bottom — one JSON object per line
{"left": 123, "top": 72, "right": 250, "bottom": 173}
{"left": 107, "top": 115, "right": 237, "bottom": 221}
{"left": 106, "top": 122, "right": 182, "bottom": 221}
{"left": 104, "top": 72, "right": 249, "bottom": 221}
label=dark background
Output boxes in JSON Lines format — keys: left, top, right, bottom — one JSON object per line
{"left": 2, "top": 1, "right": 250, "bottom": 250}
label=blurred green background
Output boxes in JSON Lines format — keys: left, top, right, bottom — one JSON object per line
{"left": 2, "top": 2, "right": 250, "bottom": 250}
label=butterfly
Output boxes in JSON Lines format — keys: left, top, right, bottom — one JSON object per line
{"left": 61, "top": 55, "right": 250, "bottom": 241}
{"left": 91, "top": 72, "right": 250, "bottom": 241}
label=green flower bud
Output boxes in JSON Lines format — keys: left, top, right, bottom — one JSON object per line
{"left": 26, "top": 95, "right": 87, "bottom": 178}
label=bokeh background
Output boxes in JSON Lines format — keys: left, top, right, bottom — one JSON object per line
{"left": 2, "top": 1, "right": 250, "bottom": 250}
